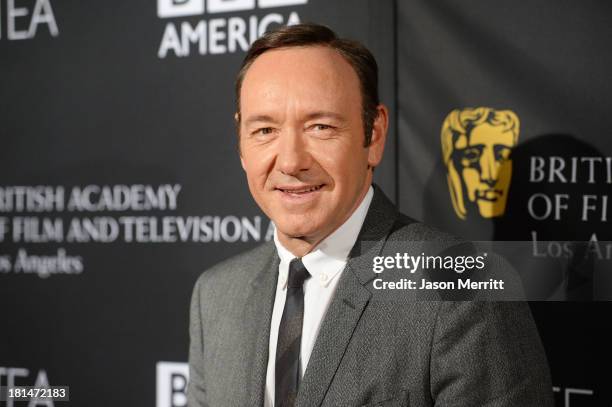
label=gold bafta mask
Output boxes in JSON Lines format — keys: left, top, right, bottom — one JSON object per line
{"left": 441, "top": 107, "right": 519, "bottom": 219}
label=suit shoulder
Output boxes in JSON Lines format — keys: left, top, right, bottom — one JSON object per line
{"left": 194, "top": 241, "right": 276, "bottom": 292}
{"left": 389, "top": 212, "right": 463, "bottom": 244}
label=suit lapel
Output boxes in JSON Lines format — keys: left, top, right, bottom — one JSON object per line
{"left": 296, "top": 185, "right": 400, "bottom": 407}
{"left": 243, "top": 246, "right": 280, "bottom": 406}
{"left": 295, "top": 266, "right": 371, "bottom": 407}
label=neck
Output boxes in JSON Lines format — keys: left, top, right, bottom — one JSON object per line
{"left": 277, "top": 233, "right": 321, "bottom": 258}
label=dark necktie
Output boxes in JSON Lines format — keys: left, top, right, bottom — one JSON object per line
{"left": 275, "top": 257, "right": 311, "bottom": 407}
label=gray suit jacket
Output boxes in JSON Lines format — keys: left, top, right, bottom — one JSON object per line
{"left": 188, "top": 185, "right": 553, "bottom": 407}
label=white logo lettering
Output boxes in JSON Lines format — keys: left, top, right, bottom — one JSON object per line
{"left": 156, "top": 362, "right": 189, "bottom": 407}
{"left": 156, "top": 0, "right": 306, "bottom": 57}
{"left": 258, "top": 0, "right": 307, "bottom": 8}
{"left": 3, "top": 0, "right": 58, "bottom": 40}
{"left": 157, "top": 0, "right": 205, "bottom": 18}
{"left": 207, "top": 0, "right": 254, "bottom": 14}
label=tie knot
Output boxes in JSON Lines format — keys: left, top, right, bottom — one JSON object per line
{"left": 287, "top": 258, "right": 310, "bottom": 288}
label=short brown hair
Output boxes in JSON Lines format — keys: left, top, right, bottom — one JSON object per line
{"left": 235, "top": 23, "right": 379, "bottom": 147}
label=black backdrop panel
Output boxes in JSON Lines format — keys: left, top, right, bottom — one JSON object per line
{"left": 0, "top": 1, "right": 394, "bottom": 406}
{"left": 396, "top": 1, "right": 611, "bottom": 406}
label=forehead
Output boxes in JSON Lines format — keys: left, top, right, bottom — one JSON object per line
{"left": 469, "top": 123, "right": 515, "bottom": 146}
{"left": 239, "top": 45, "right": 362, "bottom": 116}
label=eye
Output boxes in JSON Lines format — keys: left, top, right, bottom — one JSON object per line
{"left": 307, "top": 124, "right": 337, "bottom": 137}
{"left": 252, "top": 127, "right": 274, "bottom": 136}
{"left": 462, "top": 147, "right": 481, "bottom": 163}
{"left": 306, "top": 123, "right": 338, "bottom": 140}
{"left": 494, "top": 145, "right": 512, "bottom": 162}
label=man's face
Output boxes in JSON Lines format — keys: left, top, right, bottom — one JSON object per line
{"left": 238, "top": 46, "right": 382, "bottom": 246}
{"left": 456, "top": 123, "right": 514, "bottom": 217}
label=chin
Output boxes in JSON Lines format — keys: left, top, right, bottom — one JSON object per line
{"left": 275, "top": 219, "right": 321, "bottom": 240}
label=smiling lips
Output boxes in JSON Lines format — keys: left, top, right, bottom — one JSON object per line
{"left": 275, "top": 184, "right": 325, "bottom": 195}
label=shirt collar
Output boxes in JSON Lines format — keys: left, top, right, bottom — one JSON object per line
{"left": 273, "top": 185, "right": 374, "bottom": 287}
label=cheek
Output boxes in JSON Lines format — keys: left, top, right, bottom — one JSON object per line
{"left": 496, "top": 162, "right": 512, "bottom": 186}
{"left": 242, "top": 149, "right": 273, "bottom": 185}
{"left": 316, "top": 142, "right": 367, "bottom": 178}
{"left": 462, "top": 170, "right": 480, "bottom": 190}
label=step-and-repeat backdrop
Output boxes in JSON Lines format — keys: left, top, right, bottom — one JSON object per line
{"left": 396, "top": 2, "right": 610, "bottom": 406}
{"left": 1, "top": 1, "right": 608, "bottom": 406}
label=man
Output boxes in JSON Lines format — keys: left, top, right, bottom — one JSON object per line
{"left": 188, "top": 23, "right": 553, "bottom": 406}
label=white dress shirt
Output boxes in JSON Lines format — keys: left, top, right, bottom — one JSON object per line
{"left": 264, "top": 186, "right": 374, "bottom": 407}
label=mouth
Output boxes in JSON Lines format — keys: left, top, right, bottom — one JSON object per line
{"left": 275, "top": 184, "right": 325, "bottom": 198}
{"left": 476, "top": 189, "right": 503, "bottom": 201}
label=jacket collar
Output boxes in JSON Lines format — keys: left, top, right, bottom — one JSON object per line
{"left": 346, "top": 183, "right": 400, "bottom": 285}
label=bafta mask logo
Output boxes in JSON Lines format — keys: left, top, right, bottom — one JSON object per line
{"left": 441, "top": 107, "right": 520, "bottom": 219}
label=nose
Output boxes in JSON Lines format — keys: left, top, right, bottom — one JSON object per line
{"left": 276, "top": 128, "right": 311, "bottom": 176}
{"left": 479, "top": 148, "right": 499, "bottom": 187}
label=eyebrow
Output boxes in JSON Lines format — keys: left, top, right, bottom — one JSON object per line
{"left": 243, "top": 111, "right": 347, "bottom": 127}
{"left": 303, "top": 111, "right": 347, "bottom": 122}
{"left": 244, "top": 115, "right": 276, "bottom": 126}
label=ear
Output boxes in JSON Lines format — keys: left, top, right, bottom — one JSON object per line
{"left": 367, "top": 104, "right": 389, "bottom": 169}
{"left": 235, "top": 112, "right": 245, "bottom": 166}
